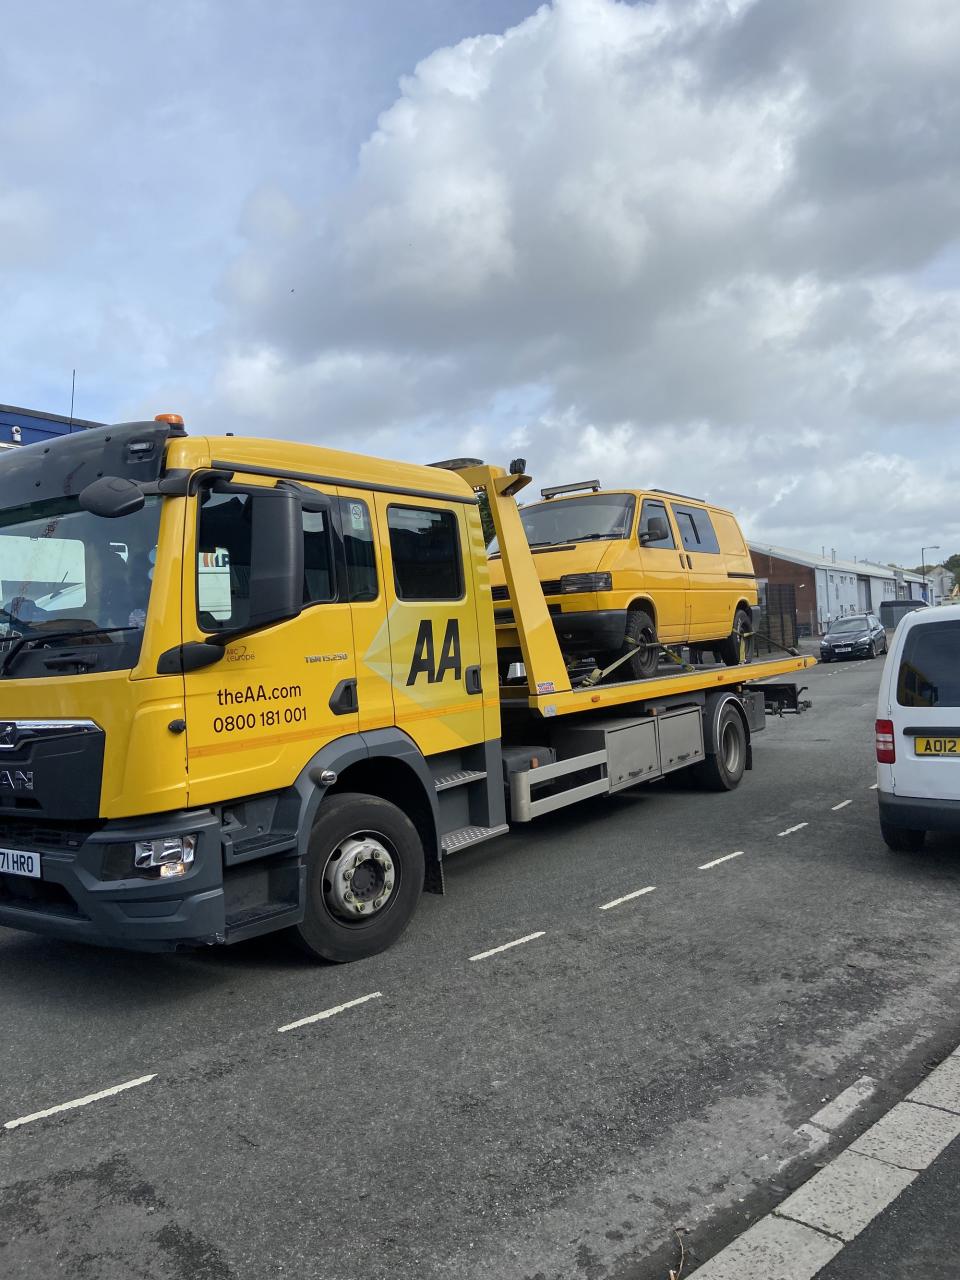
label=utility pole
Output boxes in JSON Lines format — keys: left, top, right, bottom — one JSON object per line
{"left": 921, "top": 544, "right": 940, "bottom": 603}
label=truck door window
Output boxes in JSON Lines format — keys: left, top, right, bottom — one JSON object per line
{"left": 338, "top": 498, "right": 378, "bottom": 601}
{"left": 197, "top": 490, "right": 336, "bottom": 632}
{"left": 387, "top": 505, "right": 463, "bottom": 601}
{"left": 670, "top": 504, "right": 720, "bottom": 554}
{"left": 639, "top": 499, "right": 675, "bottom": 548}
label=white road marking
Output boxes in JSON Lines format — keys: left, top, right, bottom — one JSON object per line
{"left": 470, "top": 931, "right": 545, "bottom": 962}
{"left": 4, "top": 1074, "right": 156, "bottom": 1130}
{"left": 277, "top": 991, "right": 382, "bottom": 1034}
{"left": 831, "top": 800, "right": 852, "bottom": 811}
{"left": 778, "top": 822, "right": 809, "bottom": 837}
{"left": 599, "top": 885, "right": 656, "bottom": 910}
{"left": 699, "top": 851, "right": 744, "bottom": 870}
{"left": 868, "top": 783, "right": 878, "bottom": 790}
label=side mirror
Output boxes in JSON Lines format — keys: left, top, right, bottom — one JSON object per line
{"left": 247, "top": 487, "right": 304, "bottom": 630}
{"left": 640, "top": 516, "right": 669, "bottom": 545}
{"left": 78, "top": 476, "right": 145, "bottom": 518}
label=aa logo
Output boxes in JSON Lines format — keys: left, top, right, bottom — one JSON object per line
{"left": 406, "top": 619, "right": 462, "bottom": 686}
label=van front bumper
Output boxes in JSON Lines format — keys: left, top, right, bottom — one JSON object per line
{"left": 551, "top": 609, "right": 628, "bottom": 654}
{"left": 878, "top": 794, "right": 960, "bottom": 834}
{"left": 0, "top": 809, "right": 227, "bottom": 952}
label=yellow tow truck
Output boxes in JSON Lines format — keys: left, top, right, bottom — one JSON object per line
{"left": 0, "top": 418, "right": 814, "bottom": 960}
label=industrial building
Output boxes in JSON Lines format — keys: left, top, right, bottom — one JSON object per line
{"left": 0, "top": 402, "right": 101, "bottom": 450}
{"left": 750, "top": 544, "right": 927, "bottom": 638}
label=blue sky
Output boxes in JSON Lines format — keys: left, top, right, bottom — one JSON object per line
{"left": 3, "top": 0, "right": 959, "bottom": 565}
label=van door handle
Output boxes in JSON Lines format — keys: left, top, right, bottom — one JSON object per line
{"left": 465, "top": 664, "right": 482, "bottom": 695}
{"left": 686, "top": 555, "right": 693, "bottom": 569}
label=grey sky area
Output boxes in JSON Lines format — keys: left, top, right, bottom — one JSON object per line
{"left": 2, "top": 0, "right": 958, "bottom": 565}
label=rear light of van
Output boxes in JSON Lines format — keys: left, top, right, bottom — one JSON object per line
{"left": 875, "top": 719, "right": 896, "bottom": 764}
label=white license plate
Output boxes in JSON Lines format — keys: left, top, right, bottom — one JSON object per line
{"left": 0, "top": 847, "right": 41, "bottom": 879}
{"left": 836, "top": 646, "right": 851, "bottom": 653}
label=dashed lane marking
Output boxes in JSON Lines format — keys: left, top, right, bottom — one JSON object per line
{"left": 277, "top": 991, "right": 382, "bottom": 1034}
{"left": 699, "top": 851, "right": 744, "bottom": 871}
{"left": 778, "top": 822, "right": 809, "bottom": 837}
{"left": 470, "top": 932, "right": 545, "bottom": 962}
{"left": 599, "top": 886, "right": 656, "bottom": 910}
{"left": 4, "top": 1074, "right": 157, "bottom": 1130}
{"left": 831, "top": 800, "right": 852, "bottom": 811}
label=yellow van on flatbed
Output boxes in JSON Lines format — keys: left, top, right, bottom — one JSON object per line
{"left": 488, "top": 482, "right": 759, "bottom": 679}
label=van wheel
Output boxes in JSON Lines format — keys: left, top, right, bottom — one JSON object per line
{"left": 690, "top": 704, "right": 747, "bottom": 791}
{"left": 717, "top": 609, "right": 754, "bottom": 667}
{"left": 621, "top": 609, "right": 660, "bottom": 679}
{"left": 293, "top": 793, "right": 425, "bottom": 962}
{"left": 880, "top": 820, "right": 925, "bottom": 853}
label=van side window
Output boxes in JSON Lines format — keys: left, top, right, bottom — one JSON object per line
{"left": 387, "top": 505, "right": 463, "bottom": 601}
{"left": 639, "top": 499, "right": 675, "bottom": 548}
{"left": 897, "top": 620, "right": 960, "bottom": 707}
{"left": 338, "top": 498, "right": 378, "bottom": 601}
{"left": 670, "top": 504, "right": 720, "bottom": 554}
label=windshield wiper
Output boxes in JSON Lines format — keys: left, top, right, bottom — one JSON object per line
{"left": 0, "top": 626, "right": 141, "bottom": 677}
{"left": 570, "top": 533, "right": 620, "bottom": 542}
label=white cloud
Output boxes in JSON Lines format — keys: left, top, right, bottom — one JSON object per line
{"left": 5, "top": 0, "right": 959, "bottom": 565}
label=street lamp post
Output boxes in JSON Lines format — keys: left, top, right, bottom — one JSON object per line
{"left": 921, "top": 545, "right": 940, "bottom": 603}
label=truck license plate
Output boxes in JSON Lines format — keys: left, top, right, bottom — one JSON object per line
{"left": 0, "top": 847, "right": 41, "bottom": 878}
{"left": 915, "top": 737, "right": 960, "bottom": 756}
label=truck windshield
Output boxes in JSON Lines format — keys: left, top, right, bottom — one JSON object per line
{"left": 488, "top": 493, "right": 635, "bottom": 554}
{"left": 0, "top": 495, "right": 162, "bottom": 655}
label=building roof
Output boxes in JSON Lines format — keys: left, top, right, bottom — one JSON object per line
{"left": 0, "top": 402, "right": 103, "bottom": 429}
{"left": 749, "top": 541, "right": 925, "bottom": 583}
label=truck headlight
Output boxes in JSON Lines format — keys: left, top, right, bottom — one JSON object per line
{"left": 560, "top": 572, "right": 612, "bottom": 594}
{"left": 134, "top": 834, "right": 197, "bottom": 878}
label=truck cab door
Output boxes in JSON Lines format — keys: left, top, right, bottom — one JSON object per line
{"left": 181, "top": 480, "right": 359, "bottom": 808}
{"left": 636, "top": 498, "right": 688, "bottom": 642}
{"left": 370, "top": 496, "right": 486, "bottom": 756}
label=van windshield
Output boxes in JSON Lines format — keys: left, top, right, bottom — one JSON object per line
{"left": 488, "top": 493, "right": 635, "bottom": 555}
{"left": 897, "top": 620, "right": 960, "bottom": 707}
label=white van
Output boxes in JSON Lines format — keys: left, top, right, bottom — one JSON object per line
{"left": 876, "top": 603, "right": 960, "bottom": 850}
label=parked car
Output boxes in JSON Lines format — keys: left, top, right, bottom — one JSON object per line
{"left": 875, "top": 603, "right": 960, "bottom": 851}
{"left": 820, "top": 613, "right": 887, "bottom": 661}
{"left": 488, "top": 482, "right": 760, "bottom": 679}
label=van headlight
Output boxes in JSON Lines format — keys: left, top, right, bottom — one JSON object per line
{"left": 560, "top": 573, "right": 612, "bottom": 594}
{"left": 134, "top": 834, "right": 197, "bottom": 878}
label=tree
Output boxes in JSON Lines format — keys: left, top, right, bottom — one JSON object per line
{"left": 477, "top": 489, "right": 496, "bottom": 546}
{"left": 944, "top": 553, "right": 960, "bottom": 577}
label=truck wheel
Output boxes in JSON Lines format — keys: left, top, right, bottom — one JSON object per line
{"left": 717, "top": 608, "right": 754, "bottom": 667}
{"left": 691, "top": 703, "right": 747, "bottom": 791}
{"left": 294, "top": 793, "right": 425, "bottom": 962}
{"left": 880, "top": 820, "right": 925, "bottom": 853}
{"left": 622, "top": 608, "right": 660, "bottom": 679}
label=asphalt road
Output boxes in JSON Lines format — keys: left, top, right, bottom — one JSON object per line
{"left": 2, "top": 653, "right": 960, "bottom": 1280}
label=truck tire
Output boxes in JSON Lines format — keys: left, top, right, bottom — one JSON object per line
{"left": 717, "top": 608, "right": 754, "bottom": 667}
{"left": 880, "top": 820, "right": 925, "bottom": 853}
{"left": 293, "top": 793, "right": 425, "bottom": 962}
{"left": 690, "top": 703, "right": 747, "bottom": 791}
{"left": 621, "top": 608, "right": 660, "bottom": 679}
